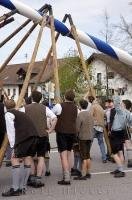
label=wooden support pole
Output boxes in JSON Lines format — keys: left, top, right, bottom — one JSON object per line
{"left": 0, "top": 17, "right": 14, "bottom": 29}
{"left": 33, "top": 15, "right": 68, "bottom": 91}
{"left": 0, "top": 19, "right": 31, "bottom": 48}
{"left": 0, "top": 7, "right": 47, "bottom": 167}
{"left": 0, "top": 4, "right": 47, "bottom": 48}
{"left": 0, "top": 16, "right": 46, "bottom": 167}
{"left": 0, "top": 136, "right": 9, "bottom": 167}
{"left": 48, "top": 9, "right": 60, "bottom": 103}
{"left": 0, "top": 23, "right": 37, "bottom": 74}
{"left": 67, "top": 14, "right": 94, "bottom": 97}
{"left": 0, "top": 9, "right": 17, "bottom": 23}
{"left": 0, "top": 92, "right": 9, "bottom": 167}
{"left": 0, "top": 84, "right": 9, "bottom": 167}
{"left": 67, "top": 15, "right": 111, "bottom": 155}
{"left": 16, "top": 16, "right": 46, "bottom": 108}
{"left": 33, "top": 48, "right": 52, "bottom": 91}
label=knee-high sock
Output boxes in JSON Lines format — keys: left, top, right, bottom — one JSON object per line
{"left": 73, "top": 155, "right": 78, "bottom": 169}
{"left": 45, "top": 158, "right": 50, "bottom": 172}
{"left": 64, "top": 170, "right": 70, "bottom": 182}
{"left": 12, "top": 165, "right": 21, "bottom": 191}
{"left": 19, "top": 165, "right": 31, "bottom": 189}
{"left": 74, "top": 155, "right": 81, "bottom": 171}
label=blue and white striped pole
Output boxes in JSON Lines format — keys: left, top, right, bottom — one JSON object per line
{"left": 1, "top": 0, "right": 132, "bottom": 66}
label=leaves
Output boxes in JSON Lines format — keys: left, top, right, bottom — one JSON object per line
{"left": 58, "top": 50, "right": 90, "bottom": 98}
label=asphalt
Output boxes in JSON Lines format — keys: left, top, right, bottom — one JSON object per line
{"left": 0, "top": 132, "right": 132, "bottom": 200}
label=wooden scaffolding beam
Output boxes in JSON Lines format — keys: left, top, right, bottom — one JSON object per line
{"left": 0, "top": 4, "right": 48, "bottom": 48}
{"left": 0, "top": 13, "right": 47, "bottom": 166}
{"left": 67, "top": 14, "right": 111, "bottom": 156}
{"left": 16, "top": 15, "right": 47, "bottom": 108}
{"left": 49, "top": 7, "right": 60, "bottom": 103}
{"left": 33, "top": 15, "right": 68, "bottom": 91}
{"left": 0, "top": 9, "right": 17, "bottom": 23}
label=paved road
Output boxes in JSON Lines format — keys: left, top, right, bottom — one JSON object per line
{"left": 0, "top": 132, "right": 132, "bottom": 200}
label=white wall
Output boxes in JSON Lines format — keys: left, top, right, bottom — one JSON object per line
{"left": 91, "top": 60, "right": 132, "bottom": 100}
{"left": 3, "top": 82, "right": 55, "bottom": 102}
{"left": 4, "top": 85, "right": 19, "bottom": 102}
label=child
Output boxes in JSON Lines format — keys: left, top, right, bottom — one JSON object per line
{"left": 74, "top": 99, "right": 94, "bottom": 180}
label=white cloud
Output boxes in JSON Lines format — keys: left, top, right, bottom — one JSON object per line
{"left": 0, "top": 0, "right": 132, "bottom": 63}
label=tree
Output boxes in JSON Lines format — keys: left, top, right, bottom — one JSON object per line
{"left": 113, "top": 15, "right": 132, "bottom": 54}
{"left": 58, "top": 49, "right": 89, "bottom": 99}
{"left": 99, "top": 10, "right": 115, "bottom": 98}
{"left": 58, "top": 50, "right": 81, "bottom": 96}
{"left": 100, "top": 10, "right": 113, "bottom": 44}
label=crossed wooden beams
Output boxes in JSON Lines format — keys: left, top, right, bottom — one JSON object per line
{"left": 0, "top": 5, "right": 99, "bottom": 166}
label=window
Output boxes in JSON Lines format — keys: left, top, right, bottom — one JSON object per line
{"left": 97, "top": 73, "right": 102, "bottom": 84}
{"left": 109, "top": 89, "right": 114, "bottom": 96}
{"left": 108, "top": 72, "right": 114, "bottom": 79}
{"left": 7, "top": 89, "right": 10, "bottom": 96}
{"left": 16, "top": 68, "right": 26, "bottom": 80}
{"left": 13, "top": 88, "right": 16, "bottom": 96}
{"left": 118, "top": 88, "right": 125, "bottom": 96}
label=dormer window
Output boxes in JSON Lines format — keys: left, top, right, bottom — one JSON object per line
{"left": 16, "top": 68, "right": 26, "bottom": 80}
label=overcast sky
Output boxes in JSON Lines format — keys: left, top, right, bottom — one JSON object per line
{"left": 0, "top": 0, "right": 131, "bottom": 64}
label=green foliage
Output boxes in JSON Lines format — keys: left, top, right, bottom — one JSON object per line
{"left": 59, "top": 56, "right": 82, "bottom": 96}
{"left": 58, "top": 49, "right": 92, "bottom": 100}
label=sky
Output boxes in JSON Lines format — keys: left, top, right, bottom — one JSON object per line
{"left": 0, "top": 0, "right": 132, "bottom": 64}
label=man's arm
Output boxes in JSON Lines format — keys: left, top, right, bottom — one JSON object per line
{"left": 5, "top": 112, "right": 15, "bottom": 148}
{"left": 19, "top": 106, "right": 25, "bottom": 112}
{"left": 113, "top": 95, "right": 121, "bottom": 110}
{"left": 46, "top": 107, "right": 57, "bottom": 133}
{"left": 52, "top": 103, "right": 62, "bottom": 116}
{"left": 76, "top": 114, "right": 82, "bottom": 134}
{"left": 126, "top": 110, "right": 132, "bottom": 126}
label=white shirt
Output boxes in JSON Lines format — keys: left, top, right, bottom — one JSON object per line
{"left": 52, "top": 103, "right": 62, "bottom": 116}
{"left": 105, "top": 108, "right": 111, "bottom": 123}
{"left": 94, "top": 125, "right": 104, "bottom": 133}
{"left": 6, "top": 105, "right": 56, "bottom": 148}
{"left": 52, "top": 103, "right": 80, "bottom": 116}
{"left": 86, "top": 102, "right": 92, "bottom": 112}
{"left": 5, "top": 112, "right": 15, "bottom": 148}
{"left": 20, "top": 105, "right": 56, "bottom": 119}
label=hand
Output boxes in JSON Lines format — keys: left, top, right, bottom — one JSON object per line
{"left": 46, "top": 129, "right": 52, "bottom": 134}
{"left": 11, "top": 150, "right": 16, "bottom": 158}
{"left": 108, "top": 131, "right": 111, "bottom": 136}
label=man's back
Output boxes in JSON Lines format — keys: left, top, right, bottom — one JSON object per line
{"left": 90, "top": 102, "right": 105, "bottom": 127}
{"left": 55, "top": 101, "right": 77, "bottom": 134}
{"left": 77, "top": 111, "right": 94, "bottom": 140}
{"left": 25, "top": 103, "right": 47, "bottom": 137}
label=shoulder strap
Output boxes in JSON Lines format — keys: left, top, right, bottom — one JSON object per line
{"left": 110, "top": 108, "right": 116, "bottom": 130}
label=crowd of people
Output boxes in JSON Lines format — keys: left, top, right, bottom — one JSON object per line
{"left": 0, "top": 89, "right": 132, "bottom": 197}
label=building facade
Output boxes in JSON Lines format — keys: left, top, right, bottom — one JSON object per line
{"left": 0, "top": 61, "right": 55, "bottom": 102}
{"left": 87, "top": 53, "right": 132, "bottom": 100}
